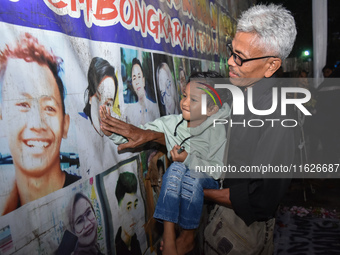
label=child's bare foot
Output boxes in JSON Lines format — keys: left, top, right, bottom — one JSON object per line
{"left": 176, "top": 230, "right": 195, "bottom": 255}
{"left": 162, "top": 222, "right": 178, "bottom": 255}
{"left": 162, "top": 239, "right": 178, "bottom": 255}
{"left": 159, "top": 240, "right": 164, "bottom": 252}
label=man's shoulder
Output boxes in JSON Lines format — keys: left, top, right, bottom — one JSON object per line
{"left": 63, "top": 171, "right": 81, "bottom": 188}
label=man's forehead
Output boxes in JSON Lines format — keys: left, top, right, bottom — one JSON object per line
{"left": 5, "top": 58, "right": 46, "bottom": 79}
{"left": 233, "top": 32, "right": 255, "bottom": 47}
{"left": 232, "top": 32, "right": 267, "bottom": 55}
{"left": 3, "top": 58, "right": 59, "bottom": 97}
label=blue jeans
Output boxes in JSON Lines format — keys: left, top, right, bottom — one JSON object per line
{"left": 153, "top": 162, "right": 219, "bottom": 229}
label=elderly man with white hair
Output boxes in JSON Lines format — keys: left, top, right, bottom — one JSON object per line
{"left": 203, "top": 4, "right": 298, "bottom": 254}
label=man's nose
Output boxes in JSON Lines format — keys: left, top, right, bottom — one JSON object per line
{"left": 27, "top": 103, "right": 47, "bottom": 131}
{"left": 227, "top": 55, "right": 236, "bottom": 67}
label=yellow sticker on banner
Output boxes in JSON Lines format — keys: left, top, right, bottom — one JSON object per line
{"left": 112, "top": 71, "right": 121, "bottom": 116}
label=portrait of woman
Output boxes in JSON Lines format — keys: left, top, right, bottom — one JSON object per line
{"left": 155, "top": 61, "right": 180, "bottom": 116}
{"left": 178, "top": 67, "right": 187, "bottom": 96}
{"left": 68, "top": 192, "right": 103, "bottom": 255}
{"left": 173, "top": 57, "right": 190, "bottom": 99}
{"left": 83, "top": 57, "right": 118, "bottom": 136}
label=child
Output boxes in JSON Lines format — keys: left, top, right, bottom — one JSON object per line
{"left": 101, "top": 71, "right": 230, "bottom": 255}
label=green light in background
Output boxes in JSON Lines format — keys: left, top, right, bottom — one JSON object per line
{"left": 303, "top": 50, "right": 310, "bottom": 56}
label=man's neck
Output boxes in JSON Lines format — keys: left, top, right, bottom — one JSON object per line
{"left": 139, "top": 96, "right": 146, "bottom": 106}
{"left": 15, "top": 166, "right": 65, "bottom": 205}
{"left": 121, "top": 229, "right": 132, "bottom": 250}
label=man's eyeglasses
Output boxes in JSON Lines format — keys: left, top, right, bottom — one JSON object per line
{"left": 227, "top": 44, "right": 277, "bottom": 66}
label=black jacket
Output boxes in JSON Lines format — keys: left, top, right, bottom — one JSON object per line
{"left": 223, "top": 78, "right": 300, "bottom": 226}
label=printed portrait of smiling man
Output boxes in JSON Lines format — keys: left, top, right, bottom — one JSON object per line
{"left": 0, "top": 33, "right": 80, "bottom": 215}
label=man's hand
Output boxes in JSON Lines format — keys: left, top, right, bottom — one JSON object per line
{"left": 99, "top": 106, "right": 114, "bottom": 137}
{"left": 170, "top": 145, "right": 188, "bottom": 162}
{"left": 204, "top": 188, "right": 232, "bottom": 208}
{"left": 100, "top": 105, "right": 166, "bottom": 150}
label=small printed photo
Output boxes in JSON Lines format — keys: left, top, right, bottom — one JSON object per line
{"left": 0, "top": 226, "right": 13, "bottom": 254}
{"left": 96, "top": 157, "right": 148, "bottom": 255}
{"left": 189, "top": 59, "right": 202, "bottom": 74}
{"left": 121, "top": 48, "right": 160, "bottom": 125}
{"left": 153, "top": 53, "right": 180, "bottom": 116}
{"left": 57, "top": 192, "right": 104, "bottom": 255}
{"left": 173, "top": 57, "right": 190, "bottom": 99}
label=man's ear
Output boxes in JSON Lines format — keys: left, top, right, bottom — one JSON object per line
{"left": 264, "top": 58, "right": 282, "bottom": 78}
{"left": 207, "top": 105, "right": 219, "bottom": 117}
{"left": 63, "top": 114, "right": 70, "bottom": 139}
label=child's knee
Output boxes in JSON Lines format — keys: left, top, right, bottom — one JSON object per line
{"left": 182, "top": 174, "right": 204, "bottom": 194}
{"left": 166, "top": 162, "right": 187, "bottom": 177}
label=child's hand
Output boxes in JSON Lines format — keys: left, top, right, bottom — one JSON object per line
{"left": 170, "top": 145, "right": 188, "bottom": 162}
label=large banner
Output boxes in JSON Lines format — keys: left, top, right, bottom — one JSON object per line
{"left": 0, "top": 0, "right": 251, "bottom": 254}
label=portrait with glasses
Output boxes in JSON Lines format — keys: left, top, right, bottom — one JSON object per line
{"left": 68, "top": 192, "right": 103, "bottom": 255}
{"left": 153, "top": 53, "right": 180, "bottom": 116}
{"left": 173, "top": 57, "right": 190, "bottom": 100}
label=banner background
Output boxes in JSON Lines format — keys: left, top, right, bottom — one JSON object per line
{"left": 0, "top": 1, "right": 254, "bottom": 254}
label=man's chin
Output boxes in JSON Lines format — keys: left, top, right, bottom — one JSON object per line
{"left": 230, "top": 77, "right": 261, "bottom": 87}
{"left": 16, "top": 163, "right": 52, "bottom": 178}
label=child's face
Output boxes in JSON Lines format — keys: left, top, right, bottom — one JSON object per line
{"left": 180, "top": 82, "right": 209, "bottom": 127}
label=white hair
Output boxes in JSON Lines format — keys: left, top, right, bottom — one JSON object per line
{"left": 237, "top": 4, "right": 297, "bottom": 60}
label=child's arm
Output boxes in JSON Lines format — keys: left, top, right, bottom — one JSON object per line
{"left": 100, "top": 105, "right": 166, "bottom": 150}
{"left": 170, "top": 145, "right": 188, "bottom": 162}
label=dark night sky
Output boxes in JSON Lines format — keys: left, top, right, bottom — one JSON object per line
{"left": 256, "top": 0, "right": 340, "bottom": 67}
